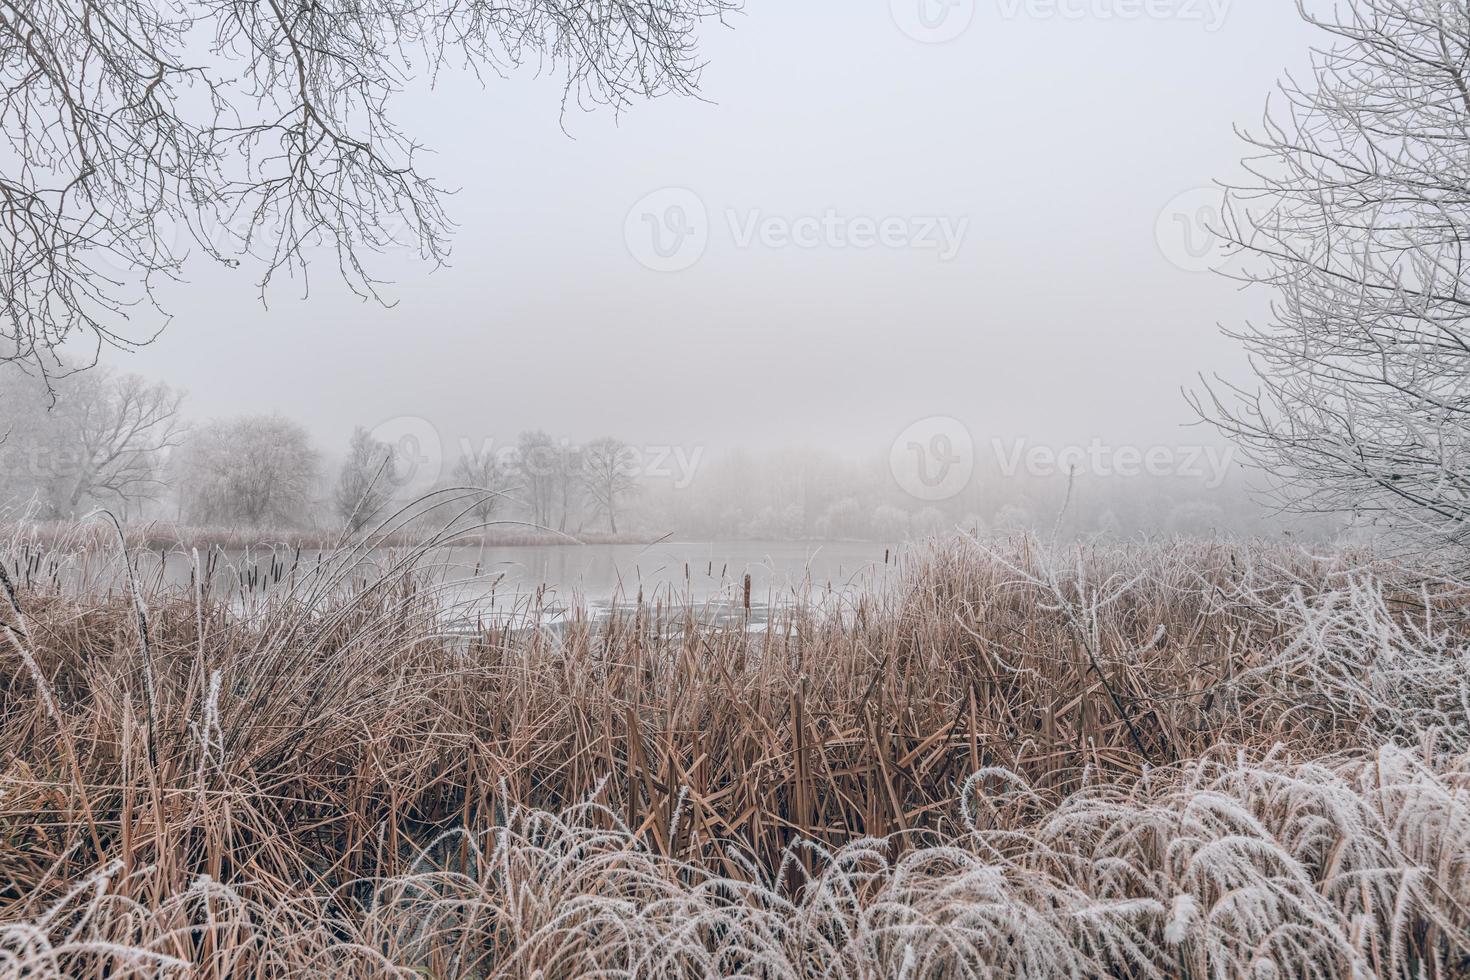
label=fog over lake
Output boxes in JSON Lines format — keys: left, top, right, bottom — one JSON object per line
{"left": 80, "top": 2, "right": 1318, "bottom": 472}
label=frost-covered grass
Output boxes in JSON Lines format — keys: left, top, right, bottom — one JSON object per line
{"left": 1, "top": 529, "right": 1468, "bottom": 977}
{"left": 6, "top": 744, "right": 1467, "bottom": 978}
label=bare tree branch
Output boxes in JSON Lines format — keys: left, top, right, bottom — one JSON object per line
{"left": 0, "top": 0, "right": 736, "bottom": 381}
{"left": 1196, "top": 0, "right": 1470, "bottom": 561}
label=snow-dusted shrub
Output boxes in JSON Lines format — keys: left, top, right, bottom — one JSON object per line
{"left": 1227, "top": 575, "right": 1470, "bottom": 751}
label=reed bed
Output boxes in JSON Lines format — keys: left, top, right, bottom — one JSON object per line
{"left": 1, "top": 527, "right": 1467, "bottom": 977}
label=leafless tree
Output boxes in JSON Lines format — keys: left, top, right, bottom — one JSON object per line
{"left": 0, "top": 364, "right": 181, "bottom": 516}
{"left": 1195, "top": 0, "right": 1470, "bottom": 558}
{"left": 0, "top": 0, "right": 735, "bottom": 382}
{"left": 581, "top": 435, "right": 637, "bottom": 533}
{"left": 173, "top": 414, "right": 318, "bottom": 526}
{"left": 334, "top": 426, "right": 395, "bottom": 532}
{"left": 552, "top": 442, "right": 583, "bottom": 532}
{"left": 515, "top": 429, "right": 557, "bottom": 527}
{"left": 452, "top": 451, "right": 508, "bottom": 525}
{"left": 52, "top": 370, "right": 183, "bottom": 516}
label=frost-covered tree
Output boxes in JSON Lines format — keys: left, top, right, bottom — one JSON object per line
{"left": 581, "top": 437, "right": 638, "bottom": 534}
{"left": 553, "top": 445, "right": 584, "bottom": 533}
{"left": 451, "top": 452, "right": 510, "bottom": 526}
{"left": 747, "top": 503, "right": 805, "bottom": 539}
{"left": 814, "top": 497, "right": 862, "bottom": 540}
{"left": 0, "top": 365, "right": 181, "bottom": 517}
{"left": 0, "top": 0, "right": 734, "bottom": 380}
{"left": 173, "top": 415, "right": 319, "bottom": 526}
{"left": 56, "top": 371, "right": 183, "bottom": 517}
{"left": 334, "top": 428, "right": 396, "bottom": 533}
{"left": 514, "top": 430, "right": 558, "bottom": 528}
{"left": 871, "top": 504, "right": 912, "bottom": 542}
{"left": 1197, "top": 0, "right": 1470, "bottom": 558}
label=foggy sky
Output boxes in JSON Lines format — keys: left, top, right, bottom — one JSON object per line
{"left": 93, "top": 1, "right": 1318, "bottom": 461}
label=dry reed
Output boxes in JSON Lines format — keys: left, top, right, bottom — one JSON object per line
{"left": 1, "top": 528, "right": 1467, "bottom": 977}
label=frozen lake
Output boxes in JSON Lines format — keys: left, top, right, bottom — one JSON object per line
{"left": 73, "top": 539, "right": 911, "bottom": 622}
{"left": 422, "top": 539, "right": 899, "bottom": 602}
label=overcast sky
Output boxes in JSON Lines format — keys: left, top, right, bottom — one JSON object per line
{"left": 96, "top": 0, "right": 1318, "bottom": 460}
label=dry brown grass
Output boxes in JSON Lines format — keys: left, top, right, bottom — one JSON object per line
{"left": 1, "top": 529, "right": 1468, "bottom": 976}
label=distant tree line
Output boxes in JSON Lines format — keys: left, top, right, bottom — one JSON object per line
{"left": 0, "top": 369, "right": 644, "bottom": 535}
{"left": 0, "top": 362, "right": 1312, "bottom": 541}
{"left": 640, "top": 447, "right": 1329, "bottom": 544}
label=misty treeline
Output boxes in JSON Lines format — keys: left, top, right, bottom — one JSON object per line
{"left": 0, "top": 367, "right": 645, "bottom": 535}
{"left": 0, "top": 0, "right": 1464, "bottom": 558}
{"left": 0, "top": 363, "right": 1294, "bottom": 541}
{"left": 643, "top": 448, "right": 1330, "bottom": 543}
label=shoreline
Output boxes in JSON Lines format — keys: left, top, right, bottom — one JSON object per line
{"left": 0, "top": 521, "right": 664, "bottom": 552}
